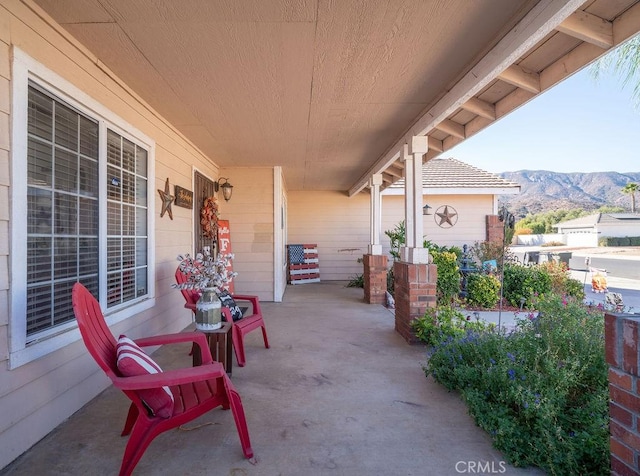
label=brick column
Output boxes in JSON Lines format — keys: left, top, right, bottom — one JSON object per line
{"left": 486, "top": 215, "right": 504, "bottom": 244}
{"left": 393, "top": 261, "right": 437, "bottom": 343}
{"left": 605, "top": 312, "right": 640, "bottom": 476}
{"left": 363, "top": 254, "right": 388, "bottom": 305}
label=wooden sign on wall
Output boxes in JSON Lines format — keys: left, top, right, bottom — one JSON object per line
{"left": 174, "top": 185, "right": 193, "bottom": 209}
{"left": 217, "top": 219, "right": 234, "bottom": 293}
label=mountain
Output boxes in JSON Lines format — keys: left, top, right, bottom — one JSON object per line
{"left": 498, "top": 170, "right": 640, "bottom": 218}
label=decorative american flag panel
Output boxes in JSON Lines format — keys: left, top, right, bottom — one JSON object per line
{"left": 287, "top": 244, "right": 320, "bottom": 284}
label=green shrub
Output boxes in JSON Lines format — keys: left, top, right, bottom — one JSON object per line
{"left": 600, "top": 236, "right": 640, "bottom": 246}
{"left": 425, "top": 294, "right": 608, "bottom": 475}
{"left": 469, "top": 240, "right": 515, "bottom": 272}
{"left": 503, "top": 263, "right": 552, "bottom": 308}
{"left": 385, "top": 221, "right": 405, "bottom": 261}
{"left": 536, "top": 261, "right": 583, "bottom": 301}
{"left": 466, "top": 273, "right": 500, "bottom": 308}
{"left": 565, "top": 277, "right": 586, "bottom": 301}
{"left": 346, "top": 273, "right": 364, "bottom": 288}
{"left": 431, "top": 250, "right": 460, "bottom": 305}
{"left": 411, "top": 305, "right": 492, "bottom": 347}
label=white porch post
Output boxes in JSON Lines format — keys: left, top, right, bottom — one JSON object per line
{"left": 400, "top": 144, "right": 413, "bottom": 262}
{"left": 368, "top": 173, "right": 383, "bottom": 255}
{"left": 402, "top": 136, "right": 429, "bottom": 264}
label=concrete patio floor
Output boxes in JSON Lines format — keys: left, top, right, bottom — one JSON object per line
{"left": 1, "top": 282, "right": 544, "bottom": 476}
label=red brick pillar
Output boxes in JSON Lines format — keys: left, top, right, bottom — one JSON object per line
{"left": 486, "top": 215, "right": 504, "bottom": 244}
{"left": 393, "top": 261, "right": 437, "bottom": 343}
{"left": 605, "top": 312, "right": 640, "bottom": 475}
{"left": 363, "top": 254, "right": 388, "bottom": 305}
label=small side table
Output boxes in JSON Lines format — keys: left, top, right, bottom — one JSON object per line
{"left": 193, "top": 321, "right": 233, "bottom": 376}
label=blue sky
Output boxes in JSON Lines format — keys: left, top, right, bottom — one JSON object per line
{"left": 446, "top": 67, "right": 640, "bottom": 174}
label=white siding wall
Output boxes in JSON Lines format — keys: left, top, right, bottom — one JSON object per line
{"left": 0, "top": 2, "right": 222, "bottom": 469}
{"left": 289, "top": 191, "right": 495, "bottom": 280}
{"left": 288, "top": 191, "right": 370, "bottom": 281}
{"left": 599, "top": 223, "right": 640, "bottom": 238}
{"left": 383, "top": 194, "right": 495, "bottom": 252}
{"left": 220, "top": 167, "right": 275, "bottom": 301}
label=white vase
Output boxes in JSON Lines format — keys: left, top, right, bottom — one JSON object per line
{"left": 195, "top": 287, "right": 222, "bottom": 330}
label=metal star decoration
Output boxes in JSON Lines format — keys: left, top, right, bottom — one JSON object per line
{"left": 435, "top": 205, "right": 458, "bottom": 228}
{"left": 158, "top": 178, "right": 175, "bottom": 220}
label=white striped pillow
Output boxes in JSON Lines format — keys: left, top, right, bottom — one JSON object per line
{"left": 116, "top": 335, "right": 174, "bottom": 418}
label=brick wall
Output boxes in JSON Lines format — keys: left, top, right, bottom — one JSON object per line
{"left": 605, "top": 312, "right": 640, "bottom": 476}
{"left": 486, "top": 215, "right": 503, "bottom": 244}
{"left": 363, "top": 254, "right": 388, "bottom": 305}
{"left": 393, "top": 261, "right": 437, "bottom": 343}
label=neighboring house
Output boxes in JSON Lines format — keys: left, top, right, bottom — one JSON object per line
{"left": 554, "top": 213, "right": 640, "bottom": 247}
{"left": 288, "top": 158, "right": 520, "bottom": 280}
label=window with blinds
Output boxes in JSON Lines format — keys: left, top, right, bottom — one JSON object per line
{"left": 26, "top": 84, "right": 149, "bottom": 337}
{"left": 106, "top": 130, "right": 148, "bottom": 308}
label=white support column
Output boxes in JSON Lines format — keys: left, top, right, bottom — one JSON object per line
{"left": 407, "top": 136, "right": 430, "bottom": 264}
{"left": 401, "top": 144, "right": 413, "bottom": 262}
{"left": 368, "top": 173, "right": 383, "bottom": 255}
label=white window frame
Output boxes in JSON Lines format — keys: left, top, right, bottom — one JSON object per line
{"left": 9, "top": 48, "right": 156, "bottom": 369}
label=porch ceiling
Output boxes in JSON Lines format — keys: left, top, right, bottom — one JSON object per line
{"left": 31, "top": 0, "right": 640, "bottom": 193}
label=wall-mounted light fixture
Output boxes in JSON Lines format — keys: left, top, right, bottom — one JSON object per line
{"left": 423, "top": 204, "right": 432, "bottom": 215}
{"left": 215, "top": 177, "right": 234, "bottom": 201}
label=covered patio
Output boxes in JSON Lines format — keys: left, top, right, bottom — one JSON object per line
{"left": 3, "top": 0, "right": 640, "bottom": 473}
{"left": 2, "top": 282, "right": 543, "bottom": 475}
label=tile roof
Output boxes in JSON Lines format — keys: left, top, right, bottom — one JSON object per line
{"left": 555, "top": 213, "right": 640, "bottom": 228}
{"left": 388, "top": 157, "right": 521, "bottom": 191}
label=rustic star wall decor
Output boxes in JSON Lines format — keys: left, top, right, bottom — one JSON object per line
{"left": 435, "top": 205, "right": 458, "bottom": 228}
{"left": 158, "top": 177, "right": 175, "bottom": 220}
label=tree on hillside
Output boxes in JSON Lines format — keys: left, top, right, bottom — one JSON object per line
{"left": 622, "top": 182, "right": 639, "bottom": 213}
{"left": 514, "top": 206, "right": 626, "bottom": 233}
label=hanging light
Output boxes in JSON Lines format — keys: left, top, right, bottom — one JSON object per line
{"left": 423, "top": 204, "right": 432, "bottom": 215}
{"left": 215, "top": 177, "right": 234, "bottom": 201}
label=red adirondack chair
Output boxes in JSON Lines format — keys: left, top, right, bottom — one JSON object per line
{"left": 175, "top": 267, "right": 270, "bottom": 367}
{"left": 71, "top": 282, "right": 253, "bottom": 476}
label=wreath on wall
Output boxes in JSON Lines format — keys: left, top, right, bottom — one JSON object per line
{"left": 200, "top": 196, "right": 219, "bottom": 240}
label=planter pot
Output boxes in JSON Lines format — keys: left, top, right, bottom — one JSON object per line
{"left": 195, "top": 287, "right": 222, "bottom": 330}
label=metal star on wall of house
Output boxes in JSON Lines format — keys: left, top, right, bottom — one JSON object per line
{"left": 435, "top": 205, "right": 458, "bottom": 228}
{"left": 158, "top": 178, "right": 175, "bottom": 220}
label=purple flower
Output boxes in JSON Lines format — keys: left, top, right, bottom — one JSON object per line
{"left": 508, "top": 369, "right": 516, "bottom": 380}
{"left": 507, "top": 352, "right": 515, "bottom": 362}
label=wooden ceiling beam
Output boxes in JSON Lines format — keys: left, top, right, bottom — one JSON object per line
{"left": 435, "top": 119, "right": 465, "bottom": 139}
{"left": 460, "top": 97, "right": 496, "bottom": 120}
{"left": 556, "top": 10, "right": 613, "bottom": 49}
{"left": 385, "top": 165, "right": 403, "bottom": 178}
{"left": 498, "top": 64, "right": 540, "bottom": 93}
{"left": 427, "top": 136, "right": 444, "bottom": 153}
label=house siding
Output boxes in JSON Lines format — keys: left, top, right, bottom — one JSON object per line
{"left": 288, "top": 191, "right": 494, "bottom": 281}
{"left": 383, "top": 194, "right": 493, "bottom": 251}
{"left": 219, "top": 167, "right": 275, "bottom": 301}
{"left": 0, "top": 1, "right": 222, "bottom": 469}
{"left": 288, "top": 191, "right": 370, "bottom": 281}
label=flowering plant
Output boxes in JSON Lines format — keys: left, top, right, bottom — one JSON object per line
{"left": 173, "top": 248, "right": 237, "bottom": 291}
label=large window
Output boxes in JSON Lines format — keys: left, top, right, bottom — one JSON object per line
{"left": 25, "top": 85, "right": 150, "bottom": 336}
{"left": 26, "top": 85, "right": 100, "bottom": 335}
{"left": 11, "top": 50, "right": 155, "bottom": 367}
